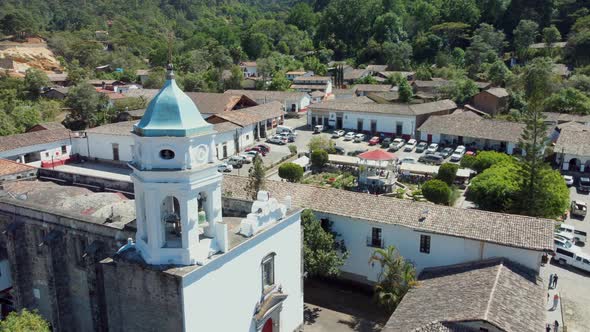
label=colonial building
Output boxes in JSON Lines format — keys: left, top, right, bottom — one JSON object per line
{"left": 0, "top": 128, "right": 73, "bottom": 167}
{"left": 224, "top": 89, "right": 311, "bottom": 113}
{"left": 472, "top": 87, "right": 509, "bottom": 116}
{"left": 554, "top": 122, "right": 590, "bottom": 172}
{"left": 290, "top": 76, "right": 333, "bottom": 95}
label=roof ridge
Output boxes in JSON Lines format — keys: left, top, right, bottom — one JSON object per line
{"left": 483, "top": 261, "right": 504, "bottom": 321}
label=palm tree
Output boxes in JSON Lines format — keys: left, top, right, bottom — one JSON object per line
{"left": 369, "top": 245, "right": 417, "bottom": 313}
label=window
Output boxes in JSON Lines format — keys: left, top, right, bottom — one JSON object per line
{"left": 262, "top": 253, "right": 275, "bottom": 289}
{"left": 61, "top": 145, "right": 67, "bottom": 154}
{"left": 368, "top": 227, "right": 382, "bottom": 248}
{"left": 420, "top": 235, "right": 431, "bottom": 254}
{"left": 160, "top": 149, "right": 175, "bottom": 160}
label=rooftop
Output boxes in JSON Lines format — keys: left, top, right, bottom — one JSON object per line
{"left": 0, "top": 159, "right": 36, "bottom": 177}
{"left": 418, "top": 111, "right": 524, "bottom": 143}
{"left": 354, "top": 84, "right": 393, "bottom": 92}
{"left": 344, "top": 69, "right": 369, "bottom": 81}
{"left": 543, "top": 112, "right": 590, "bottom": 124}
{"left": 382, "top": 258, "right": 545, "bottom": 332}
{"left": 0, "top": 128, "right": 72, "bottom": 153}
{"left": 86, "top": 121, "right": 135, "bottom": 136}
{"left": 555, "top": 125, "right": 590, "bottom": 157}
{"left": 224, "top": 89, "right": 309, "bottom": 102}
{"left": 310, "top": 99, "right": 456, "bottom": 116}
{"left": 186, "top": 92, "right": 257, "bottom": 115}
{"left": 481, "top": 87, "right": 509, "bottom": 98}
{"left": 293, "top": 76, "right": 331, "bottom": 83}
{"left": 207, "top": 101, "right": 284, "bottom": 127}
{"left": 222, "top": 176, "right": 554, "bottom": 251}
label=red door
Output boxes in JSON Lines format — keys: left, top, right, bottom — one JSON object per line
{"left": 427, "top": 134, "right": 432, "bottom": 143}
{"left": 262, "top": 318, "right": 273, "bottom": 332}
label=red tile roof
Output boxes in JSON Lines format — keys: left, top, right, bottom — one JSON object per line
{"left": 0, "top": 129, "right": 71, "bottom": 153}
{"left": 0, "top": 158, "right": 36, "bottom": 176}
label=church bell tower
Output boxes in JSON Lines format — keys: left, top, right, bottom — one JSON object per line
{"left": 130, "top": 64, "right": 225, "bottom": 265}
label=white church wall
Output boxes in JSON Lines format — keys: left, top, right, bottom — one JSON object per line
{"left": 180, "top": 212, "right": 303, "bottom": 332}
{"left": 74, "top": 134, "right": 134, "bottom": 162}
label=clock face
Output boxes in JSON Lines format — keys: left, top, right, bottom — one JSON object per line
{"left": 193, "top": 144, "right": 209, "bottom": 164}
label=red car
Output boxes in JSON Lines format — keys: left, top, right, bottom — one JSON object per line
{"left": 256, "top": 144, "right": 271, "bottom": 153}
{"left": 245, "top": 146, "right": 267, "bottom": 156}
{"left": 368, "top": 136, "right": 380, "bottom": 145}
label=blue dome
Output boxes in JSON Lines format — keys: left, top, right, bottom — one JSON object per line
{"left": 134, "top": 69, "right": 212, "bottom": 137}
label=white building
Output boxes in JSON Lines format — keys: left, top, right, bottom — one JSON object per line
{"left": 308, "top": 99, "right": 457, "bottom": 138}
{"left": 225, "top": 89, "right": 311, "bottom": 113}
{"left": 285, "top": 70, "right": 312, "bottom": 81}
{"left": 554, "top": 122, "right": 590, "bottom": 171}
{"left": 239, "top": 61, "right": 258, "bottom": 77}
{"left": 117, "top": 65, "right": 303, "bottom": 331}
{"left": 290, "top": 76, "right": 333, "bottom": 95}
{"left": 0, "top": 128, "right": 73, "bottom": 167}
{"left": 223, "top": 176, "right": 554, "bottom": 284}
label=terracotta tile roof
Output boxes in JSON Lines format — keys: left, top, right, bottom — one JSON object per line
{"left": 310, "top": 91, "right": 325, "bottom": 98}
{"left": 344, "top": 69, "right": 369, "bottom": 81}
{"left": 543, "top": 112, "right": 590, "bottom": 124}
{"left": 555, "top": 125, "right": 590, "bottom": 157}
{"left": 293, "top": 76, "right": 331, "bottom": 83}
{"left": 224, "top": 89, "right": 309, "bottom": 102}
{"left": 412, "top": 80, "right": 452, "bottom": 88}
{"left": 418, "top": 111, "right": 524, "bottom": 142}
{"left": 378, "top": 71, "right": 415, "bottom": 78}
{"left": 186, "top": 92, "right": 256, "bottom": 115}
{"left": 310, "top": 99, "right": 456, "bottom": 116}
{"left": 213, "top": 121, "right": 241, "bottom": 133}
{"left": 529, "top": 41, "right": 567, "bottom": 49}
{"left": 0, "top": 129, "right": 71, "bottom": 153}
{"left": 0, "top": 158, "right": 36, "bottom": 177}
{"left": 122, "top": 89, "right": 160, "bottom": 100}
{"left": 366, "top": 65, "right": 388, "bottom": 72}
{"left": 383, "top": 258, "right": 545, "bottom": 332}
{"left": 47, "top": 73, "right": 68, "bottom": 82}
{"left": 354, "top": 84, "right": 393, "bottom": 92}
{"left": 212, "top": 102, "right": 284, "bottom": 127}
{"left": 222, "top": 176, "right": 554, "bottom": 251}
{"left": 27, "top": 122, "right": 65, "bottom": 132}
{"left": 86, "top": 121, "right": 135, "bottom": 136}
{"left": 290, "top": 84, "right": 330, "bottom": 90}
{"left": 482, "top": 87, "right": 509, "bottom": 98}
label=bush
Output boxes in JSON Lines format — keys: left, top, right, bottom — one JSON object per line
{"left": 310, "top": 149, "right": 329, "bottom": 169}
{"left": 466, "top": 162, "right": 521, "bottom": 212}
{"left": 0, "top": 309, "right": 50, "bottom": 332}
{"left": 288, "top": 144, "right": 297, "bottom": 155}
{"left": 472, "top": 151, "right": 513, "bottom": 173}
{"left": 460, "top": 154, "right": 476, "bottom": 169}
{"left": 421, "top": 179, "right": 451, "bottom": 205}
{"left": 436, "top": 163, "right": 459, "bottom": 186}
{"left": 278, "top": 162, "right": 304, "bottom": 182}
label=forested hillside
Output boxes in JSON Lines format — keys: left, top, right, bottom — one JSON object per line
{"left": 1, "top": 0, "right": 590, "bottom": 134}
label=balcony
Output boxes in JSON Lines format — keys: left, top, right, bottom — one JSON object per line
{"left": 366, "top": 236, "right": 384, "bottom": 248}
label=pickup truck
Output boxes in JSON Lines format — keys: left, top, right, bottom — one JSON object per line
{"left": 553, "top": 247, "right": 590, "bottom": 273}
{"left": 571, "top": 200, "right": 587, "bottom": 218}
{"left": 557, "top": 224, "right": 587, "bottom": 244}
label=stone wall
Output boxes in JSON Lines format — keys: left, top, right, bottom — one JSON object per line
{"left": 37, "top": 168, "right": 134, "bottom": 194}
{"left": 100, "top": 255, "right": 183, "bottom": 332}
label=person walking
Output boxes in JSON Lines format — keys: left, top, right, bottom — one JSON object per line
{"left": 553, "top": 274, "right": 559, "bottom": 289}
{"left": 554, "top": 320, "right": 560, "bottom": 332}
{"left": 552, "top": 294, "right": 559, "bottom": 311}
{"left": 546, "top": 324, "right": 551, "bottom": 332}
{"left": 548, "top": 273, "right": 554, "bottom": 289}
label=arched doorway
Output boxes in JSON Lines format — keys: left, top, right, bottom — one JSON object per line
{"left": 569, "top": 158, "right": 580, "bottom": 172}
{"left": 262, "top": 318, "right": 273, "bottom": 332}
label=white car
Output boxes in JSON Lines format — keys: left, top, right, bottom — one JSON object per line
{"left": 450, "top": 145, "right": 466, "bottom": 161}
{"left": 426, "top": 143, "right": 439, "bottom": 154}
{"left": 354, "top": 133, "right": 366, "bottom": 143}
{"left": 554, "top": 236, "right": 575, "bottom": 250}
{"left": 388, "top": 138, "right": 406, "bottom": 151}
{"left": 404, "top": 139, "right": 417, "bottom": 152}
{"left": 243, "top": 151, "right": 259, "bottom": 159}
{"left": 563, "top": 175, "right": 574, "bottom": 186}
{"left": 217, "top": 163, "right": 233, "bottom": 172}
{"left": 332, "top": 130, "right": 345, "bottom": 138}
{"left": 239, "top": 154, "right": 253, "bottom": 163}
{"left": 344, "top": 132, "right": 356, "bottom": 141}
{"left": 400, "top": 157, "right": 417, "bottom": 164}
{"left": 267, "top": 135, "right": 287, "bottom": 145}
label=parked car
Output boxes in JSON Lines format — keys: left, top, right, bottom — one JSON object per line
{"left": 579, "top": 177, "right": 590, "bottom": 192}
{"left": 347, "top": 149, "right": 368, "bottom": 156}
{"left": 450, "top": 145, "right": 466, "bottom": 161}
{"left": 563, "top": 175, "right": 574, "bottom": 186}
{"left": 571, "top": 200, "right": 587, "bottom": 218}
{"left": 332, "top": 130, "right": 345, "bottom": 138}
{"left": 380, "top": 137, "right": 392, "bottom": 148}
{"left": 404, "top": 139, "right": 417, "bottom": 152}
{"left": 558, "top": 224, "right": 587, "bottom": 243}
{"left": 255, "top": 144, "right": 271, "bottom": 153}
{"left": 313, "top": 125, "right": 324, "bottom": 134}
{"left": 415, "top": 141, "right": 428, "bottom": 153}
{"left": 426, "top": 143, "right": 439, "bottom": 154}
{"left": 418, "top": 154, "right": 444, "bottom": 165}
{"left": 553, "top": 248, "right": 590, "bottom": 273}
{"left": 388, "top": 138, "right": 406, "bottom": 151}
{"left": 217, "top": 163, "right": 233, "bottom": 172}
{"left": 354, "top": 133, "right": 366, "bottom": 143}
{"left": 245, "top": 146, "right": 267, "bottom": 156}
{"left": 267, "top": 135, "right": 287, "bottom": 145}
{"left": 368, "top": 136, "right": 380, "bottom": 145}
{"left": 244, "top": 151, "right": 260, "bottom": 159}
{"left": 344, "top": 132, "right": 356, "bottom": 141}
{"left": 229, "top": 155, "right": 248, "bottom": 164}
{"left": 227, "top": 157, "right": 243, "bottom": 168}
{"left": 279, "top": 132, "right": 296, "bottom": 142}
{"left": 439, "top": 147, "right": 454, "bottom": 158}
{"left": 400, "top": 157, "right": 417, "bottom": 164}
{"left": 333, "top": 146, "right": 345, "bottom": 155}
{"left": 239, "top": 154, "right": 253, "bottom": 163}
{"left": 276, "top": 125, "right": 297, "bottom": 136}
{"left": 554, "top": 236, "right": 575, "bottom": 250}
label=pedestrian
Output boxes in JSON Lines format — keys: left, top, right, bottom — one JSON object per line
{"left": 547, "top": 293, "right": 550, "bottom": 303}
{"left": 554, "top": 320, "right": 560, "bottom": 332}
{"left": 553, "top": 274, "right": 559, "bottom": 289}
{"left": 546, "top": 324, "right": 551, "bottom": 332}
{"left": 553, "top": 294, "right": 559, "bottom": 311}
{"left": 548, "top": 273, "right": 554, "bottom": 289}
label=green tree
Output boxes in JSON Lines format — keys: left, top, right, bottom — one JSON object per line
{"left": 534, "top": 168, "right": 570, "bottom": 218}
{"left": 472, "top": 151, "right": 514, "bottom": 173}
{"left": 307, "top": 136, "right": 334, "bottom": 152}
{"left": 65, "top": 83, "right": 107, "bottom": 129}
{"left": 487, "top": 60, "right": 511, "bottom": 86}
{"left": 286, "top": 3, "right": 317, "bottom": 32}
{"left": 0, "top": 309, "right": 50, "bottom": 332}
{"left": 224, "top": 66, "right": 244, "bottom": 90}
{"left": 513, "top": 20, "right": 539, "bottom": 57}
{"left": 143, "top": 68, "right": 166, "bottom": 89}
{"left": 310, "top": 149, "right": 329, "bottom": 169}
{"left": 414, "top": 66, "right": 432, "bottom": 80}
{"left": 369, "top": 245, "right": 417, "bottom": 313}
{"left": 543, "top": 25, "right": 562, "bottom": 46}
{"left": 440, "top": 0, "right": 481, "bottom": 26}
{"left": 268, "top": 71, "right": 291, "bottom": 91}
{"left": 302, "top": 209, "right": 346, "bottom": 277}
{"left": 421, "top": 179, "right": 451, "bottom": 205}
{"left": 278, "top": 162, "right": 304, "bottom": 182}
{"left": 436, "top": 163, "right": 459, "bottom": 186}
{"left": 383, "top": 41, "right": 413, "bottom": 70}
{"left": 303, "top": 57, "right": 327, "bottom": 76}
{"left": 398, "top": 79, "right": 413, "bottom": 103}
{"left": 24, "top": 68, "right": 49, "bottom": 98}
{"left": 441, "top": 79, "right": 479, "bottom": 104}
{"left": 460, "top": 154, "right": 476, "bottom": 169}
{"left": 467, "top": 161, "right": 521, "bottom": 212}
{"left": 247, "top": 155, "right": 266, "bottom": 200}
{"left": 544, "top": 88, "right": 590, "bottom": 115}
